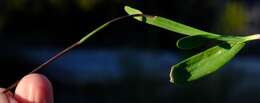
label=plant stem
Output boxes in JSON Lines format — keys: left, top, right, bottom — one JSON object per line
{"left": 3, "top": 42, "right": 80, "bottom": 93}
{"left": 243, "top": 34, "right": 260, "bottom": 42}
{"left": 3, "top": 14, "right": 148, "bottom": 93}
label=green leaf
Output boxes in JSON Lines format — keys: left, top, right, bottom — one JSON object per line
{"left": 170, "top": 41, "right": 245, "bottom": 84}
{"left": 176, "top": 35, "right": 246, "bottom": 49}
{"left": 124, "top": 6, "right": 260, "bottom": 41}
{"left": 124, "top": 6, "right": 218, "bottom": 37}
{"left": 124, "top": 6, "right": 254, "bottom": 43}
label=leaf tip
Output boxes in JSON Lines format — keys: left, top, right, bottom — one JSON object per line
{"left": 169, "top": 66, "right": 175, "bottom": 84}
{"left": 124, "top": 6, "right": 143, "bottom": 21}
{"left": 255, "top": 34, "right": 260, "bottom": 40}
{"left": 169, "top": 64, "right": 192, "bottom": 84}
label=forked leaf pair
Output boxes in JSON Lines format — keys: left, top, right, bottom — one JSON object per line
{"left": 124, "top": 6, "right": 260, "bottom": 84}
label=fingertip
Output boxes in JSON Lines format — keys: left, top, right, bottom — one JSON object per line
{"left": 15, "top": 73, "right": 53, "bottom": 103}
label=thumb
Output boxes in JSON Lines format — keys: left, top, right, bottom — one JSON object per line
{"left": 14, "top": 73, "right": 53, "bottom": 103}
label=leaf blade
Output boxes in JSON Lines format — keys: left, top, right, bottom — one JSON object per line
{"left": 124, "top": 6, "right": 218, "bottom": 36}
{"left": 176, "top": 35, "right": 246, "bottom": 49}
{"left": 170, "top": 41, "right": 245, "bottom": 84}
{"left": 145, "top": 16, "right": 218, "bottom": 36}
{"left": 176, "top": 35, "right": 209, "bottom": 49}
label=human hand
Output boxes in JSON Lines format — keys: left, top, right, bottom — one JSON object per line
{"left": 0, "top": 73, "right": 54, "bottom": 103}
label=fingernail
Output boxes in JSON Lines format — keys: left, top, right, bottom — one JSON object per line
{"left": 15, "top": 73, "right": 53, "bottom": 103}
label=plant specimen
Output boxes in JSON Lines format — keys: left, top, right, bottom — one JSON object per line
{"left": 3, "top": 6, "right": 260, "bottom": 93}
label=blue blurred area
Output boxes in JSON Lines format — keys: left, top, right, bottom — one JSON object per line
{"left": 23, "top": 48, "right": 179, "bottom": 83}
{"left": 22, "top": 48, "right": 260, "bottom": 103}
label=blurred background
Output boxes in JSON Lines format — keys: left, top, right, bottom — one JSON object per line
{"left": 0, "top": 0, "right": 260, "bottom": 103}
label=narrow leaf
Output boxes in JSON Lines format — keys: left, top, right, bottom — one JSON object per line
{"left": 124, "top": 6, "right": 218, "bottom": 36}
{"left": 176, "top": 35, "right": 246, "bottom": 49}
{"left": 176, "top": 35, "right": 209, "bottom": 49}
{"left": 124, "top": 6, "right": 249, "bottom": 42}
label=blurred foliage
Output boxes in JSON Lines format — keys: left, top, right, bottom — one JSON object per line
{"left": 0, "top": 0, "right": 106, "bottom": 30}
{"left": 76, "top": 0, "right": 99, "bottom": 12}
{"left": 3, "top": 0, "right": 101, "bottom": 12}
{"left": 219, "top": 1, "right": 247, "bottom": 34}
{"left": 6, "top": 0, "right": 27, "bottom": 10}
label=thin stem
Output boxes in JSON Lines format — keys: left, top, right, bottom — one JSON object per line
{"left": 78, "top": 14, "right": 145, "bottom": 44}
{"left": 3, "top": 14, "right": 149, "bottom": 93}
{"left": 243, "top": 34, "right": 260, "bottom": 42}
{"left": 3, "top": 42, "right": 80, "bottom": 93}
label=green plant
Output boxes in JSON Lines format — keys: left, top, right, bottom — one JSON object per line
{"left": 3, "top": 6, "right": 260, "bottom": 93}
{"left": 124, "top": 6, "right": 260, "bottom": 84}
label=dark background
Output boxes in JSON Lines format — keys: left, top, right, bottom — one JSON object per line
{"left": 1, "top": 0, "right": 260, "bottom": 103}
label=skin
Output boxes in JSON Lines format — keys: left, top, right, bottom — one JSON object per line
{"left": 0, "top": 73, "right": 54, "bottom": 103}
